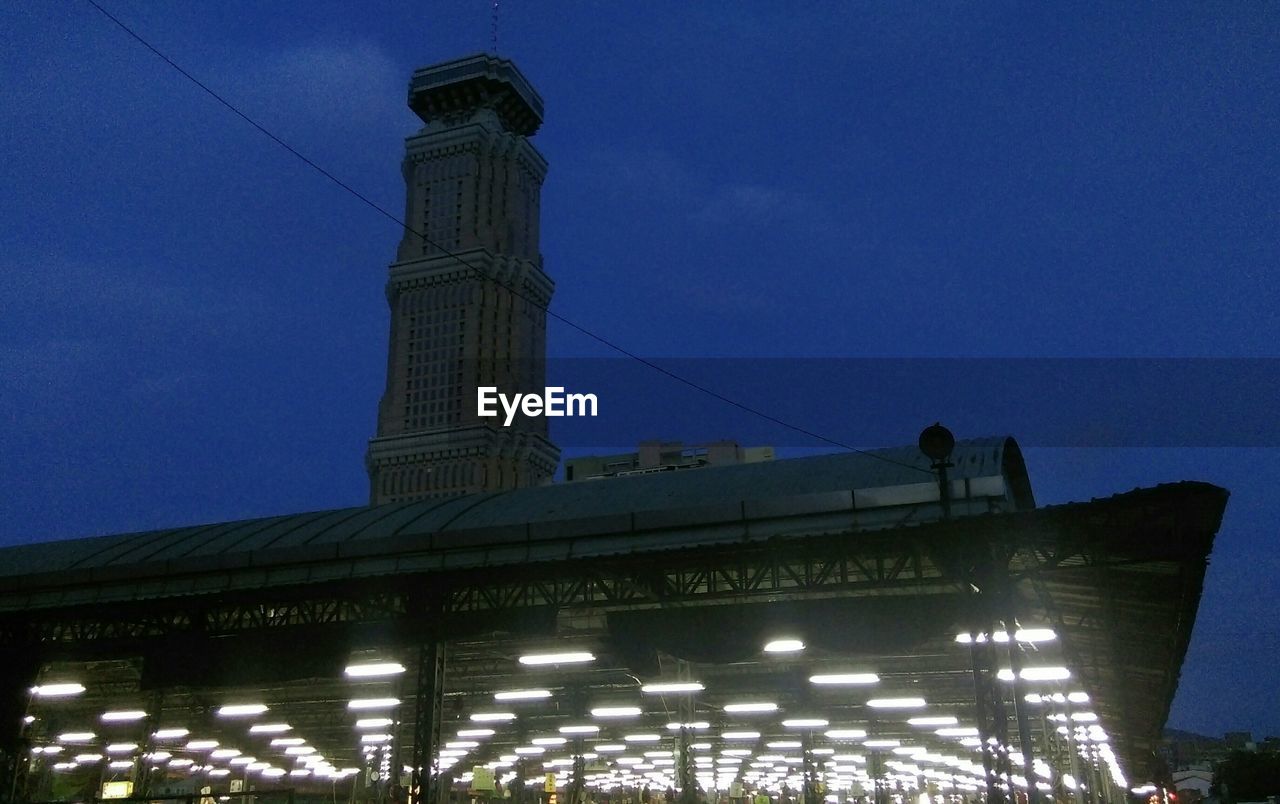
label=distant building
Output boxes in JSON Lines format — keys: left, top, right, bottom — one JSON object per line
{"left": 1172, "top": 769, "right": 1213, "bottom": 803}
{"left": 564, "top": 440, "right": 774, "bottom": 481}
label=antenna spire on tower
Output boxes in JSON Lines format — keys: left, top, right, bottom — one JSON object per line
{"left": 491, "top": 0, "right": 499, "bottom": 53}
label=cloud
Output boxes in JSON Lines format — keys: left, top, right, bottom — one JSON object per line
{"left": 693, "top": 182, "right": 832, "bottom": 230}
{"left": 575, "top": 147, "right": 832, "bottom": 232}
{"left": 214, "top": 41, "right": 406, "bottom": 136}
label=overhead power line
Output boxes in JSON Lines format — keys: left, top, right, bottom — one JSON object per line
{"left": 78, "top": 0, "right": 934, "bottom": 477}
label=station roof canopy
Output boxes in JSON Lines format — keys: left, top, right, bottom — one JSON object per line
{"left": 0, "top": 437, "right": 1227, "bottom": 795}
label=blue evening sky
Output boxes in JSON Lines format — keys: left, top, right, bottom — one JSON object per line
{"left": 1, "top": 2, "right": 1277, "bottom": 737}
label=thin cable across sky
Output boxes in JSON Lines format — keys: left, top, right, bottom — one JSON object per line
{"left": 79, "top": 0, "right": 934, "bottom": 476}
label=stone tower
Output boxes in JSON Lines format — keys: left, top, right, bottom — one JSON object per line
{"left": 366, "top": 54, "right": 559, "bottom": 504}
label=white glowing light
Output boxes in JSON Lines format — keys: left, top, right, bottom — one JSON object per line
{"left": 32, "top": 684, "right": 86, "bottom": 697}
{"left": 825, "top": 729, "right": 868, "bottom": 740}
{"left": 866, "top": 698, "right": 926, "bottom": 709}
{"left": 153, "top": 728, "right": 189, "bottom": 740}
{"left": 721, "top": 732, "right": 761, "bottom": 741}
{"left": 495, "top": 689, "right": 553, "bottom": 701}
{"left": 763, "top": 639, "right": 805, "bottom": 653}
{"left": 809, "top": 673, "right": 880, "bottom": 685}
{"left": 642, "top": 682, "right": 704, "bottom": 694}
{"left": 249, "top": 723, "right": 292, "bottom": 734}
{"left": 518, "top": 652, "right": 595, "bottom": 666}
{"left": 348, "top": 698, "right": 401, "bottom": 710}
{"left": 218, "top": 704, "right": 268, "bottom": 717}
{"left": 907, "top": 716, "right": 958, "bottom": 727}
{"left": 344, "top": 662, "right": 405, "bottom": 678}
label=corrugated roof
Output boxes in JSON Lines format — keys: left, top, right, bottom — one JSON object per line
{"left": 0, "top": 436, "right": 1031, "bottom": 590}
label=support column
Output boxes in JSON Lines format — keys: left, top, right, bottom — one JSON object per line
{"left": 1002, "top": 612, "right": 1040, "bottom": 804}
{"left": 801, "top": 736, "right": 820, "bottom": 804}
{"left": 0, "top": 651, "right": 39, "bottom": 804}
{"left": 410, "top": 642, "right": 446, "bottom": 804}
{"left": 969, "top": 638, "right": 1002, "bottom": 804}
{"left": 676, "top": 727, "right": 696, "bottom": 804}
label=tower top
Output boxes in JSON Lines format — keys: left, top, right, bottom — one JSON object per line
{"left": 408, "top": 53, "right": 544, "bottom": 136}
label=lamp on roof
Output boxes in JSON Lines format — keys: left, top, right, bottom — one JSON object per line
{"left": 918, "top": 423, "right": 955, "bottom": 519}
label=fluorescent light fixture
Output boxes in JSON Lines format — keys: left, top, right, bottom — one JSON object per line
{"left": 1012, "top": 629, "right": 1057, "bottom": 643}
{"left": 594, "top": 745, "right": 626, "bottom": 752}
{"left": 168, "top": 758, "right": 194, "bottom": 768}
{"left": 908, "top": 716, "right": 958, "bottom": 727}
{"left": 211, "top": 749, "right": 241, "bottom": 759}
{"left": 531, "top": 737, "right": 566, "bottom": 746}
{"left": 624, "top": 734, "right": 661, "bottom": 742}
{"left": 862, "top": 740, "right": 900, "bottom": 748}
{"left": 344, "top": 662, "right": 406, "bottom": 678}
{"left": 289, "top": 769, "right": 311, "bottom": 777}
{"left": 641, "top": 682, "right": 704, "bottom": 694}
{"left": 348, "top": 698, "right": 401, "bottom": 710}
{"left": 471, "top": 712, "right": 517, "bottom": 722}
{"left": 514, "top": 747, "right": 544, "bottom": 755}
{"left": 209, "top": 769, "right": 232, "bottom": 777}
{"left": 186, "top": 740, "right": 219, "bottom": 750}
{"left": 762, "top": 639, "right": 804, "bottom": 653}
{"left": 109, "top": 760, "right": 133, "bottom": 769}
{"left": 592, "top": 706, "right": 642, "bottom": 718}
{"left": 59, "top": 732, "right": 95, "bottom": 743}
{"left": 270, "top": 738, "right": 305, "bottom": 746}
{"left": 723, "top": 703, "right": 776, "bottom": 713}
{"left": 249, "top": 723, "right": 292, "bottom": 734}
{"left": 518, "top": 652, "right": 595, "bottom": 666}
{"left": 866, "top": 698, "right": 927, "bottom": 709}
{"left": 936, "top": 728, "right": 979, "bottom": 737}
{"left": 781, "top": 719, "right": 828, "bottom": 729}
{"left": 106, "top": 743, "right": 138, "bottom": 753}
{"left": 101, "top": 710, "right": 147, "bottom": 722}
{"left": 721, "top": 732, "right": 761, "bottom": 740}
{"left": 288, "top": 745, "right": 320, "bottom": 753}
{"left": 998, "top": 667, "right": 1070, "bottom": 682}
{"left": 767, "top": 741, "right": 802, "bottom": 749}
{"left": 32, "top": 684, "right": 86, "bottom": 697}
{"left": 1068, "top": 691, "right": 1090, "bottom": 703}
{"left": 1022, "top": 667, "right": 1071, "bottom": 681}
{"left": 665, "top": 722, "right": 711, "bottom": 731}
{"left": 495, "top": 689, "right": 554, "bottom": 701}
{"left": 356, "top": 718, "right": 394, "bottom": 729}
{"left": 809, "top": 673, "right": 879, "bottom": 685}
{"left": 217, "top": 704, "right": 268, "bottom": 717}
{"left": 262, "top": 768, "right": 286, "bottom": 778}
{"left": 230, "top": 757, "right": 256, "bottom": 766}
{"left": 153, "top": 728, "right": 189, "bottom": 740}
{"left": 825, "top": 729, "right": 868, "bottom": 740}
{"left": 74, "top": 753, "right": 104, "bottom": 763}
{"left": 559, "top": 725, "right": 600, "bottom": 735}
